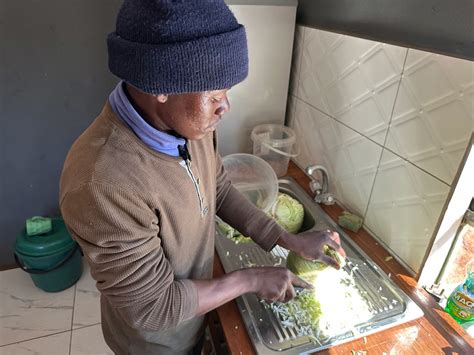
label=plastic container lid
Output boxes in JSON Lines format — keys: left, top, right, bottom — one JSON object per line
{"left": 15, "top": 218, "right": 75, "bottom": 257}
{"left": 222, "top": 153, "right": 278, "bottom": 212}
{"left": 251, "top": 124, "right": 296, "bottom": 148}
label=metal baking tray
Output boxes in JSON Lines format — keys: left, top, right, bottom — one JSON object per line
{"left": 215, "top": 177, "right": 424, "bottom": 354}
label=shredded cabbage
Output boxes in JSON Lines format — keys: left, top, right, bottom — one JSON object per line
{"left": 269, "top": 266, "right": 373, "bottom": 342}
{"left": 216, "top": 219, "right": 252, "bottom": 243}
{"left": 281, "top": 239, "right": 369, "bottom": 341}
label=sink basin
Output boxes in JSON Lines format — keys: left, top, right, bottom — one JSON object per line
{"left": 215, "top": 177, "right": 424, "bottom": 354}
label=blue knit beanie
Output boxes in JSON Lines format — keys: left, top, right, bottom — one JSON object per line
{"left": 107, "top": 0, "right": 249, "bottom": 95}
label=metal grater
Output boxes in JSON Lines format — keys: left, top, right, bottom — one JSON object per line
{"left": 215, "top": 177, "right": 423, "bottom": 354}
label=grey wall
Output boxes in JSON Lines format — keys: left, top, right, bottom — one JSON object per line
{"left": 297, "top": 0, "right": 474, "bottom": 61}
{"left": 0, "top": 1, "right": 121, "bottom": 268}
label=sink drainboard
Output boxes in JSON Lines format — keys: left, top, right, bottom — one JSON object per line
{"left": 215, "top": 177, "right": 423, "bottom": 354}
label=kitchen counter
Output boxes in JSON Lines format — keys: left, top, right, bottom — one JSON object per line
{"left": 211, "top": 161, "right": 474, "bottom": 354}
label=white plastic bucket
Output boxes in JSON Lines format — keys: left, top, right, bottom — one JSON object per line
{"left": 251, "top": 124, "right": 298, "bottom": 177}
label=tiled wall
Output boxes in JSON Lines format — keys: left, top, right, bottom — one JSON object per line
{"left": 287, "top": 26, "right": 474, "bottom": 274}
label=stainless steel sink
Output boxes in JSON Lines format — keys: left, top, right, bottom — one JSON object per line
{"left": 215, "top": 177, "right": 424, "bottom": 354}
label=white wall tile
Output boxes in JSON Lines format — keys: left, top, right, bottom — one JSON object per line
{"left": 291, "top": 98, "right": 382, "bottom": 217}
{"left": 318, "top": 30, "right": 342, "bottom": 49}
{"left": 290, "top": 27, "right": 472, "bottom": 275}
{"left": 73, "top": 263, "right": 101, "bottom": 329}
{"left": 296, "top": 28, "right": 406, "bottom": 145}
{"left": 385, "top": 49, "right": 474, "bottom": 184}
{"left": 337, "top": 80, "right": 399, "bottom": 142}
{"left": 291, "top": 98, "right": 321, "bottom": 170}
{"left": 360, "top": 44, "right": 407, "bottom": 88}
{"left": 0, "top": 331, "right": 70, "bottom": 355}
{"left": 70, "top": 324, "right": 113, "bottom": 355}
{"left": 298, "top": 28, "right": 331, "bottom": 113}
{"left": 0, "top": 269, "right": 74, "bottom": 345}
{"left": 364, "top": 149, "right": 450, "bottom": 273}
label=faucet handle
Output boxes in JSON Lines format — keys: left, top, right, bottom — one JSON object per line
{"left": 315, "top": 192, "right": 335, "bottom": 205}
{"left": 309, "top": 180, "right": 322, "bottom": 195}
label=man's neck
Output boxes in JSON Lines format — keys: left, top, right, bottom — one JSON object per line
{"left": 124, "top": 83, "right": 172, "bottom": 134}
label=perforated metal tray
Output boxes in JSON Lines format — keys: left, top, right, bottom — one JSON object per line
{"left": 215, "top": 177, "right": 423, "bottom": 354}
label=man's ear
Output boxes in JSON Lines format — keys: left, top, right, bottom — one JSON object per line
{"left": 157, "top": 94, "right": 168, "bottom": 103}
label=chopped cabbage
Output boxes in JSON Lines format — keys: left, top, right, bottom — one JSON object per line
{"left": 216, "top": 219, "right": 252, "bottom": 243}
{"left": 269, "top": 266, "right": 373, "bottom": 342}
{"left": 281, "top": 242, "right": 371, "bottom": 341}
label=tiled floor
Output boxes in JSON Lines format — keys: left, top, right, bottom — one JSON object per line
{"left": 0, "top": 262, "right": 113, "bottom": 354}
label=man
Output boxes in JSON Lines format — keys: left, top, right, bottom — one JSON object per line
{"left": 60, "top": 1, "right": 346, "bottom": 354}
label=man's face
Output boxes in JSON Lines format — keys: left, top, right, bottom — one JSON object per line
{"left": 159, "top": 90, "right": 231, "bottom": 140}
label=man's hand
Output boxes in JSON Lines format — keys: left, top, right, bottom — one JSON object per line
{"left": 244, "top": 267, "right": 313, "bottom": 303}
{"left": 278, "top": 230, "right": 346, "bottom": 269}
{"left": 193, "top": 266, "right": 313, "bottom": 316}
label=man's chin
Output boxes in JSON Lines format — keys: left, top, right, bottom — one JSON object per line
{"left": 203, "top": 126, "right": 218, "bottom": 134}
{"left": 187, "top": 127, "right": 217, "bottom": 140}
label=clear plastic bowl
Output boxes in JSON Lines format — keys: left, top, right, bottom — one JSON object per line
{"left": 222, "top": 153, "right": 278, "bottom": 213}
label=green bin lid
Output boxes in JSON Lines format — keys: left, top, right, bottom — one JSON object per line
{"left": 15, "top": 217, "right": 75, "bottom": 257}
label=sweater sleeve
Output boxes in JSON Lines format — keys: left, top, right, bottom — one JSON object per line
{"left": 60, "top": 182, "right": 198, "bottom": 331}
{"left": 215, "top": 152, "right": 285, "bottom": 251}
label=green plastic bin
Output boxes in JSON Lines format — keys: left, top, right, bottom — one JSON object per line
{"left": 14, "top": 217, "right": 83, "bottom": 292}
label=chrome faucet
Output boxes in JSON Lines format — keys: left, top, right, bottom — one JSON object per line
{"left": 305, "top": 164, "right": 335, "bottom": 205}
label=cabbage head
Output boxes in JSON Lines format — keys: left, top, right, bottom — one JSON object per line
{"left": 286, "top": 251, "right": 327, "bottom": 282}
{"left": 286, "top": 245, "right": 346, "bottom": 282}
{"left": 270, "top": 193, "right": 304, "bottom": 234}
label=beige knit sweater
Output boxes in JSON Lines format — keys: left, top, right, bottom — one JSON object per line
{"left": 59, "top": 102, "right": 284, "bottom": 354}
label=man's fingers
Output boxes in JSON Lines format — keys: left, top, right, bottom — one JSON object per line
{"left": 326, "top": 231, "right": 347, "bottom": 257}
{"left": 320, "top": 254, "right": 341, "bottom": 269}
{"left": 326, "top": 230, "right": 341, "bottom": 243}
{"left": 290, "top": 273, "right": 313, "bottom": 289}
{"left": 325, "top": 239, "right": 347, "bottom": 258}
{"left": 283, "top": 285, "right": 296, "bottom": 302}
{"left": 277, "top": 289, "right": 287, "bottom": 303}
{"left": 325, "top": 238, "right": 340, "bottom": 250}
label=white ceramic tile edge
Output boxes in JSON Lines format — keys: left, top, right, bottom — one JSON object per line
{"left": 0, "top": 331, "right": 71, "bottom": 354}
{"left": 0, "top": 330, "right": 70, "bottom": 349}
{"left": 418, "top": 138, "right": 474, "bottom": 287}
{"left": 292, "top": 25, "right": 305, "bottom": 104}
{"left": 0, "top": 322, "right": 104, "bottom": 350}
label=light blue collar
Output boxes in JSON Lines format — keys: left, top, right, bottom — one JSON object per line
{"left": 109, "top": 81, "right": 185, "bottom": 157}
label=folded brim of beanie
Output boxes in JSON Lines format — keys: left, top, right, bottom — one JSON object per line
{"left": 107, "top": 25, "right": 248, "bottom": 95}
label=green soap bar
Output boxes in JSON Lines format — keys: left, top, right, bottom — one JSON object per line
{"left": 338, "top": 211, "right": 363, "bottom": 233}
{"left": 26, "top": 216, "right": 52, "bottom": 236}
